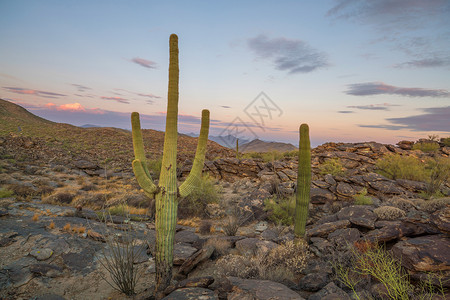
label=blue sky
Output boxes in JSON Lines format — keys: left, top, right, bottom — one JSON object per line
{"left": 1, "top": 0, "right": 449, "bottom": 147}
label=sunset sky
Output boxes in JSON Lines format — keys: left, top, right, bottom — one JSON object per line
{"left": 1, "top": 0, "right": 449, "bottom": 147}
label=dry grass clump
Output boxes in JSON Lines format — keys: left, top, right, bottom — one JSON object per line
{"left": 8, "top": 183, "right": 36, "bottom": 199}
{"left": 72, "top": 191, "right": 106, "bottom": 209}
{"left": 32, "top": 213, "right": 40, "bottom": 222}
{"left": 42, "top": 189, "right": 76, "bottom": 205}
{"left": 373, "top": 206, "right": 406, "bottom": 221}
{"left": 199, "top": 220, "right": 212, "bottom": 234}
{"left": 216, "top": 240, "right": 310, "bottom": 283}
{"left": 204, "top": 238, "right": 232, "bottom": 257}
{"left": 48, "top": 221, "right": 55, "bottom": 229}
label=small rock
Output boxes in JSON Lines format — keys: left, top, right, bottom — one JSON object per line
{"left": 175, "top": 230, "right": 200, "bottom": 244}
{"left": 297, "top": 272, "right": 328, "bottom": 292}
{"left": 162, "top": 287, "right": 218, "bottom": 300}
{"left": 173, "top": 243, "right": 198, "bottom": 265}
{"left": 255, "top": 221, "right": 268, "bottom": 232}
{"left": 227, "top": 277, "right": 305, "bottom": 300}
{"left": 30, "top": 264, "right": 63, "bottom": 277}
{"left": 307, "top": 220, "right": 350, "bottom": 238}
{"left": 30, "top": 248, "right": 53, "bottom": 261}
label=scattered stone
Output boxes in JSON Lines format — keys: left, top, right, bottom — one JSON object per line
{"left": 235, "top": 238, "right": 260, "bottom": 256}
{"left": 227, "top": 277, "right": 305, "bottom": 300}
{"left": 178, "top": 246, "right": 214, "bottom": 276}
{"left": 337, "top": 206, "right": 377, "bottom": 229}
{"left": 30, "top": 248, "right": 53, "bottom": 261}
{"left": 29, "top": 263, "right": 63, "bottom": 277}
{"left": 175, "top": 230, "right": 200, "bottom": 244}
{"left": 297, "top": 272, "right": 328, "bottom": 292}
{"left": 308, "top": 282, "right": 351, "bottom": 300}
{"left": 255, "top": 221, "right": 268, "bottom": 232}
{"left": 307, "top": 220, "right": 350, "bottom": 238}
{"left": 328, "top": 228, "right": 361, "bottom": 250}
{"left": 391, "top": 235, "right": 450, "bottom": 272}
{"left": 162, "top": 287, "right": 218, "bottom": 300}
{"left": 35, "top": 294, "right": 66, "bottom": 300}
{"left": 173, "top": 243, "right": 198, "bottom": 265}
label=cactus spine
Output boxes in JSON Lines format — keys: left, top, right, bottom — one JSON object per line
{"left": 294, "top": 123, "right": 311, "bottom": 239}
{"left": 131, "top": 34, "right": 210, "bottom": 297}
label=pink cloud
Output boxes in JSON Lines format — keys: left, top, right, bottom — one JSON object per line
{"left": 3, "top": 87, "right": 66, "bottom": 98}
{"left": 44, "top": 102, "right": 104, "bottom": 114}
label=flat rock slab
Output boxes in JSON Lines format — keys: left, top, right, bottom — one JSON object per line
{"left": 337, "top": 206, "right": 377, "bottom": 229}
{"left": 62, "top": 249, "right": 95, "bottom": 273}
{"left": 228, "top": 276, "right": 305, "bottom": 300}
{"left": 392, "top": 235, "right": 450, "bottom": 272}
{"left": 174, "top": 243, "right": 198, "bottom": 265}
{"left": 162, "top": 287, "right": 218, "bottom": 300}
{"left": 307, "top": 220, "right": 350, "bottom": 238}
{"left": 175, "top": 230, "right": 200, "bottom": 244}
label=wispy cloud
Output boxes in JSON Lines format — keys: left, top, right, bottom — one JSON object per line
{"left": 3, "top": 87, "right": 66, "bottom": 98}
{"left": 71, "top": 84, "right": 91, "bottom": 92}
{"left": 338, "top": 110, "right": 354, "bottom": 114}
{"left": 358, "top": 124, "right": 407, "bottom": 131}
{"left": 137, "top": 93, "right": 161, "bottom": 99}
{"left": 327, "top": 0, "right": 449, "bottom": 28}
{"left": 220, "top": 105, "right": 231, "bottom": 109}
{"left": 247, "top": 34, "right": 329, "bottom": 74}
{"left": 131, "top": 57, "right": 157, "bottom": 69}
{"left": 345, "top": 82, "right": 449, "bottom": 97}
{"left": 387, "top": 106, "right": 450, "bottom": 131}
{"left": 393, "top": 56, "right": 450, "bottom": 69}
{"left": 347, "top": 105, "right": 388, "bottom": 111}
{"left": 100, "top": 96, "right": 130, "bottom": 104}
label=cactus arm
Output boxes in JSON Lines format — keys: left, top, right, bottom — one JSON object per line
{"left": 179, "top": 109, "right": 210, "bottom": 197}
{"left": 294, "top": 123, "right": 311, "bottom": 239}
{"left": 131, "top": 112, "right": 152, "bottom": 178}
{"left": 132, "top": 159, "right": 158, "bottom": 196}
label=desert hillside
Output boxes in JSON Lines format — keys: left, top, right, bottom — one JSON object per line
{"left": 0, "top": 99, "right": 449, "bottom": 300}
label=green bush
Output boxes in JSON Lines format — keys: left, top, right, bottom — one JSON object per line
{"left": 375, "top": 154, "right": 428, "bottom": 181}
{"left": 319, "top": 158, "right": 345, "bottom": 176}
{"left": 440, "top": 137, "right": 450, "bottom": 147}
{"left": 412, "top": 141, "right": 440, "bottom": 152}
{"left": 242, "top": 151, "right": 284, "bottom": 163}
{"left": 178, "top": 174, "right": 220, "bottom": 217}
{"left": 0, "top": 188, "right": 14, "bottom": 198}
{"left": 353, "top": 188, "right": 373, "bottom": 205}
{"left": 264, "top": 195, "right": 295, "bottom": 226}
{"left": 146, "top": 156, "right": 162, "bottom": 179}
{"left": 425, "top": 156, "right": 450, "bottom": 196}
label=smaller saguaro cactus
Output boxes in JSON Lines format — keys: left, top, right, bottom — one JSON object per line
{"left": 236, "top": 138, "right": 239, "bottom": 159}
{"left": 294, "top": 123, "right": 311, "bottom": 239}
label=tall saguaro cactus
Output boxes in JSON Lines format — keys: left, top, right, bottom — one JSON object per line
{"left": 294, "top": 123, "right": 311, "bottom": 239}
{"left": 131, "top": 34, "right": 210, "bottom": 297}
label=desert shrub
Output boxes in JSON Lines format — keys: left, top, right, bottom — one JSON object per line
{"left": 204, "top": 238, "right": 231, "bottom": 257}
{"left": 8, "top": 183, "right": 36, "bottom": 198}
{"left": 178, "top": 175, "right": 220, "bottom": 217}
{"left": 242, "top": 151, "right": 284, "bottom": 163}
{"left": 440, "top": 137, "right": 450, "bottom": 147}
{"left": 146, "top": 156, "right": 162, "bottom": 179}
{"left": 373, "top": 206, "right": 406, "bottom": 220}
{"left": 37, "top": 185, "right": 55, "bottom": 196}
{"left": 375, "top": 154, "right": 428, "bottom": 181}
{"left": 419, "top": 197, "right": 450, "bottom": 213}
{"left": 264, "top": 195, "right": 295, "bottom": 226}
{"left": 412, "top": 141, "right": 440, "bottom": 152}
{"left": 0, "top": 188, "right": 13, "bottom": 198}
{"left": 353, "top": 188, "right": 373, "bottom": 205}
{"left": 72, "top": 192, "right": 106, "bottom": 209}
{"left": 282, "top": 150, "right": 298, "bottom": 159}
{"left": 319, "top": 158, "right": 345, "bottom": 176}
{"left": 42, "top": 190, "right": 76, "bottom": 205}
{"left": 216, "top": 240, "right": 309, "bottom": 283}
{"left": 80, "top": 183, "right": 98, "bottom": 191}
{"left": 98, "top": 219, "right": 145, "bottom": 296}
{"left": 424, "top": 156, "right": 450, "bottom": 196}
{"left": 199, "top": 220, "right": 212, "bottom": 234}
{"left": 222, "top": 206, "right": 253, "bottom": 236}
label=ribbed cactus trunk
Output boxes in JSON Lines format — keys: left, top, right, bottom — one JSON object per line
{"left": 131, "top": 34, "right": 210, "bottom": 298}
{"left": 294, "top": 123, "right": 311, "bottom": 239}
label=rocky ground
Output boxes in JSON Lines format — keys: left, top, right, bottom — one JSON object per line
{"left": 0, "top": 139, "right": 449, "bottom": 299}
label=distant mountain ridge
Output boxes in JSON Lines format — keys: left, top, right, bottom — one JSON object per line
{"left": 240, "top": 139, "right": 297, "bottom": 153}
